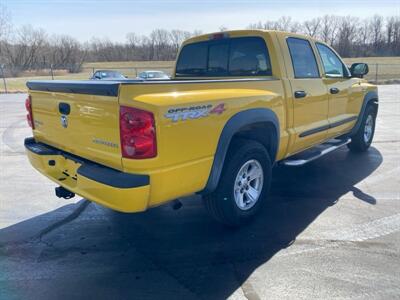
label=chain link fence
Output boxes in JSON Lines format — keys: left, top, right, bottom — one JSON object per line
{"left": 0, "top": 62, "right": 399, "bottom": 93}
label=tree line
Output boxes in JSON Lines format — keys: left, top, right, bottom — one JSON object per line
{"left": 248, "top": 15, "right": 400, "bottom": 58}
{"left": 0, "top": 5, "right": 399, "bottom": 76}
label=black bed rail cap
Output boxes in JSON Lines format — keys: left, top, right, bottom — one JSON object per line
{"left": 26, "top": 80, "right": 122, "bottom": 97}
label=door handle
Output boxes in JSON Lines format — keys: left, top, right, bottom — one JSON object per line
{"left": 294, "top": 91, "right": 307, "bottom": 99}
{"left": 59, "top": 103, "right": 71, "bottom": 115}
{"left": 330, "top": 87, "right": 340, "bottom": 94}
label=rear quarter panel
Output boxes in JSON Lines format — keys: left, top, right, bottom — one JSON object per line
{"left": 118, "top": 80, "right": 287, "bottom": 207}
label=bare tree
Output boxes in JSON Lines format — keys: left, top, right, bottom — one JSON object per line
{"left": 170, "top": 29, "right": 191, "bottom": 53}
{"left": 275, "top": 16, "right": 293, "bottom": 32}
{"left": 3, "top": 25, "right": 47, "bottom": 74}
{"left": 149, "top": 29, "right": 172, "bottom": 60}
{"left": 0, "top": 4, "right": 11, "bottom": 41}
{"left": 50, "top": 35, "right": 86, "bottom": 72}
{"left": 319, "top": 15, "right": 339, "bottom": 44}
{"left": 370, "top": 15, "right": 384, "bottom": 52}
{"left": 335, "top": 16, "right": 358, "bottom": 57}
{"left": 303, "top": 17, "right": 321, "bottom": 37}
{"left": 1, "top": 10, "right": 400, "bottom": 76}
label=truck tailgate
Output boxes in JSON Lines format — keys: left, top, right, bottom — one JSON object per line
{"left": 28, "top": 81, "right": 122, "bottom": 170}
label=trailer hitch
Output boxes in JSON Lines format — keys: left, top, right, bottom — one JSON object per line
{"left": 55, "top": 186, "right": 75, "bottom": 199}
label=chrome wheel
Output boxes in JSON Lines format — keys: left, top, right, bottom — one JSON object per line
{"left": 364, "top": 114, "right": 374, "bottom": 143}
{"left": 234, "top": 159, "right": 264, "bottom": 211}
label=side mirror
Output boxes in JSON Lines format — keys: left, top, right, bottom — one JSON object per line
{"left": 350, "top": 63, "right": 369, "bottom": 78}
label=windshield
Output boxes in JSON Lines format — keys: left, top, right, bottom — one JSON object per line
{"left": 175, "top": 37, "right": 272, "bottom": 77}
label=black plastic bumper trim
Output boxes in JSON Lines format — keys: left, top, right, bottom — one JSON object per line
{"left": 24, "top": 137, "right": 149, "bottom": 189}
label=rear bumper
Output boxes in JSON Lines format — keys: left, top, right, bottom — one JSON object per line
{"left": 24, "top": 137, "right": 150, "bottom": 212}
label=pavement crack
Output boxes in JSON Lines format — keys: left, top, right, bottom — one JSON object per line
{"left": 34, "top": 200, "right": 90, "bottom": 241}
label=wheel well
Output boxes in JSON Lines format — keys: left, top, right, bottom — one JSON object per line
{"left": 230, "top": 122, "right": 278, "bottom": 162}
{"left": 368, "top": 99, "right": 379, "bottom": 116}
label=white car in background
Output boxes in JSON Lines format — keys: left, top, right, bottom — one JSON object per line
{"left": 138, "top": 70, "right": 170, "bottom": 80}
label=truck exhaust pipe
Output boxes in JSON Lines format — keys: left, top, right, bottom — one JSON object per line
{"left": 55, "top": 186, "right": 75, "bottom": 199}
{"left": 171, "top": 199, "right": 183, "bottom": 210}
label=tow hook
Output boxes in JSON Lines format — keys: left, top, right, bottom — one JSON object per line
{"left": 55, "top": 186, "right": 75, "bottom": 199}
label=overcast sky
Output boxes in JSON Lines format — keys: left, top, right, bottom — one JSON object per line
{"left": 4, "top": 0, "right": 400, "bottom": 42}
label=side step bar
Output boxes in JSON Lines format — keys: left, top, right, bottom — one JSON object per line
{"left": 280, "top": 138, "right": 351, "bottom": 167}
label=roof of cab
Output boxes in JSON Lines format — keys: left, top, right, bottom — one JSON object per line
{"left": 182, "top": 29, "right": 316, "bottom": 46}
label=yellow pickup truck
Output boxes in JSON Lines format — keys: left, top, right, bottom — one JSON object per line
{"left": 25, "top": 30, "right": 378, "bottom": 226}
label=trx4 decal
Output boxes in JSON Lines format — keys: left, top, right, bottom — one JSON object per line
{"left": 165, "top": 103, "right": 226, "bottom": 122}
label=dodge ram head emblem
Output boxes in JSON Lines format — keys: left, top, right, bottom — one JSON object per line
{"left": 60, "top": 115, "right": 68, "bottom": 128}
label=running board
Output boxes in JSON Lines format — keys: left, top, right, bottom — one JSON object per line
{"left": 280, "top": 138, "right": 351, "bottom": 167}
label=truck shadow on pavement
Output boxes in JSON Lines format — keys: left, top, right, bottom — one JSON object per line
{"left": 0, "top": 147, "right": 382, "bottom": 299}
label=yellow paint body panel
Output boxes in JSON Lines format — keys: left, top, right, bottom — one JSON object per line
{"left": 118, "top": 81, "right": 287, "bottom": 207}
{"left": 32, "top": 91, "right": 122, "bottom": 170}
{"left": 26, "top": 148, "right": 150, "bottom": 212}
{"left": 26, "top": 30, "right": 377, "bottom": 212}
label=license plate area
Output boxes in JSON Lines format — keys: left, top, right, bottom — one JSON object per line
{"left": 59, "top": 157, "right": 80, "bottom": 182}
{"left": 47, "top": 155, "right": 81, "bottom": 189}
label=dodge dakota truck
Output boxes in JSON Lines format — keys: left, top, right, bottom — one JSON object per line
{"left": 25, "top": 30, "right": 378, "bottom": 226}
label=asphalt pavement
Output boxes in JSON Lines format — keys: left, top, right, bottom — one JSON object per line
{"left": 0, "top": 85, "right": 399, "bottom": 300}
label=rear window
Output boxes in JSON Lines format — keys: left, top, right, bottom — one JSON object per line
{"left": 175, "top": 37, "right": 272, "bottom": 77}
{"left": 287, "top": 37, "right": 320, "bottom": 78}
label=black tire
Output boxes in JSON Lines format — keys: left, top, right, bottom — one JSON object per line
{"left": 348, "top": 105, "right": 377, "bottom": 153}
{"left": 203, "top": 139, "right": 272, "bottom": 226}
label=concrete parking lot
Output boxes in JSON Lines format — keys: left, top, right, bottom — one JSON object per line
{"left": 0, "top": 86, "right": 399, "bottom": 299}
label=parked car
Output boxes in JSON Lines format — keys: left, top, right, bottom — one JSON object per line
{"left": 138, "top": 70, "right": 170, "bottom": 80}
{"left": 25, "top": 30, "right": 377, "bottom": 226}
{"left": 90, "top": 70, "right": 126, "bottom": 80}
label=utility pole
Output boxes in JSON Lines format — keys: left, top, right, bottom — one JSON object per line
{"left": 0, "top": 64, "right": 7, "bottom": 94}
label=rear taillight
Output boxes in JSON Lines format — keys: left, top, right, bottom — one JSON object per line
{"left": 25, "top": 95, "right": 34, "bottom": 129}
{"left": 119, "top": 106, "right": 157, "bottom": 159}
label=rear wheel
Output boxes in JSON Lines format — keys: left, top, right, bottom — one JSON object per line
{"left": 203, "top": 139, "right": 272, "bottom": 226}
{"left": 348, "top": 105, "right": 376, "bottom": 152}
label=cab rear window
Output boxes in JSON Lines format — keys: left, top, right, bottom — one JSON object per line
{"left": 175, "top": 37, "right": 272, "bottom": 77}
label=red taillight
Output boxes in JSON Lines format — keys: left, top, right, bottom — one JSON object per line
{"left": 25, "top": 95, "right": 34, "bottom": 129}
{"left": 119, "top": 106, "right": 157, "bottom": 159}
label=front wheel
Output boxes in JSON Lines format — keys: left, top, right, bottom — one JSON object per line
{"left": 348, "top": 105, "right": 377, "bottom": 152}
{"left": 203, "top": 139, "right": 272, "bottom": 226}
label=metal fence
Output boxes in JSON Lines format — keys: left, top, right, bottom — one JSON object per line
{"left": 0, "top": 63, "right": 399, "bottom": 93}
{"left": 363, "top": 63, "right": 400, "bottom": 83}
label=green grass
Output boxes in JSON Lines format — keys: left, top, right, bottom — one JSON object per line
{"left": 1, "top": 58, "right": 399, "bottom": 93}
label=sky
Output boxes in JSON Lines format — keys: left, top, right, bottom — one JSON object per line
{"left": 4, "top": 0, "right": 400, "bottom": 42}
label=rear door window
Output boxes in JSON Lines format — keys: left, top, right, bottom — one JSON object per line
{"left": 287, "top": 37, "right": 320, "bottom": 78}
{"left": 175, "top": 37, "right": 272, "bottom": 77}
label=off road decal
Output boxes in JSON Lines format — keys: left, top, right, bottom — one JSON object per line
{"left": 165, "top": 103, "right": 226, "bottom": 122}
